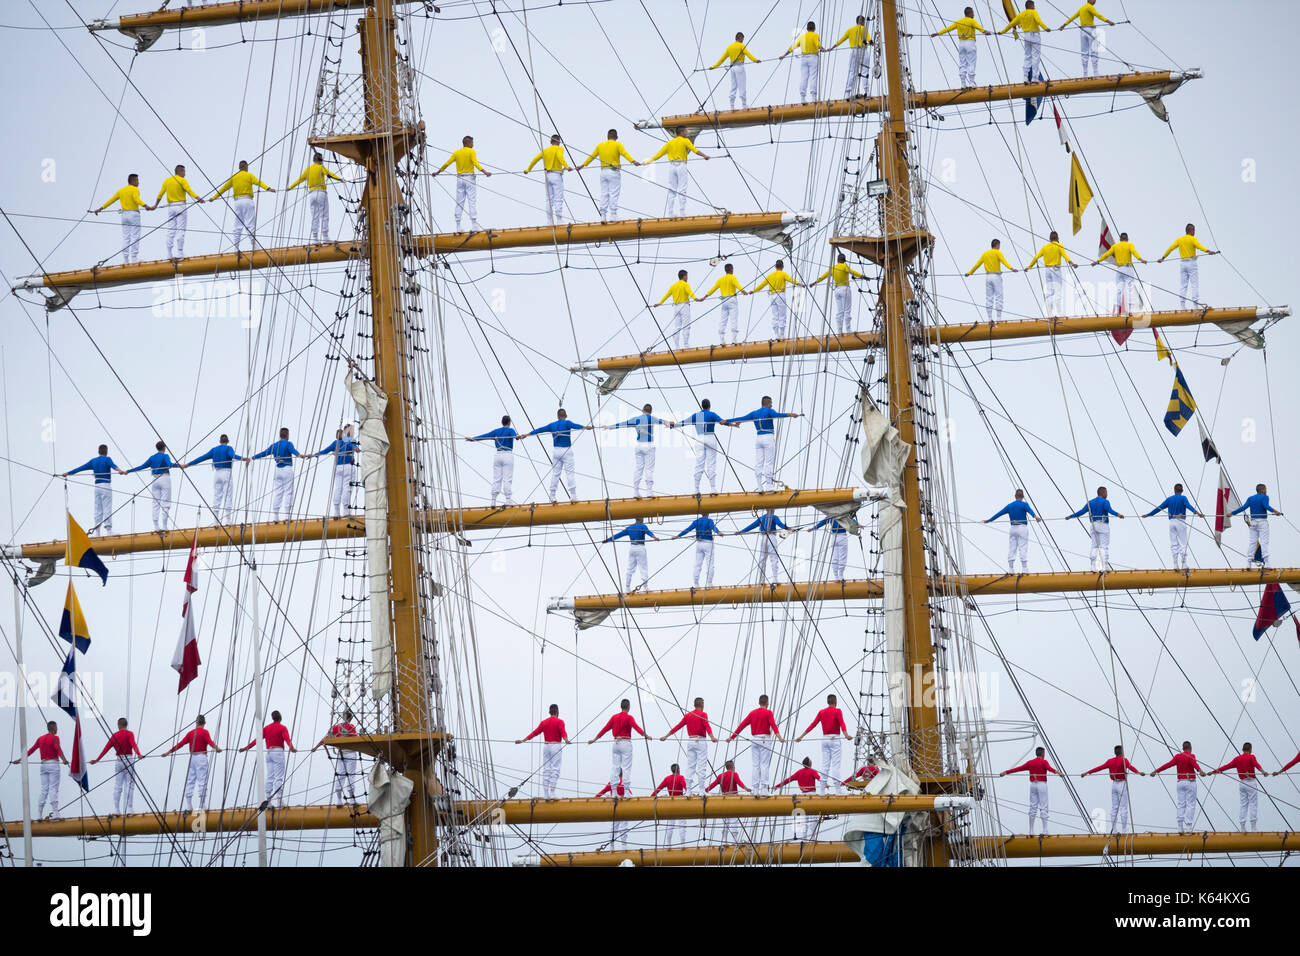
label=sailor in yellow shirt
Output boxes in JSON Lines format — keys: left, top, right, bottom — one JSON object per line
{"left": 1157, "top": 223, "right": 1218, "bottom": 309}
{"left": 779, "top": 20, "right": 822, "bottom": 103}
{"left": 211, "top": 160, "right": 276, "bottom": 253}
{"left": 1092, "top": 231, "right": 1145, "bottom": 314}
{"left": 710, "top": 32, "right": 760, "bottom": 110}
{"left": 700, "top": 263, "right": 745, "bottom": 344}
{"left": 966, "top": 239, "right": 1018, "bottom": 322}
{"left": 647, "top": 126, "right": 712, "bottom": 218}
{"left": 433, "top": 135, "right": 492, "bottom": 232}
{"left": 577, "top": 129, "right": 640, "bottom": 222}
{"left": 287, "top": 151, "right": 345, "bottom": 246}
{"left": 146, "top": 164, "right": 203, "bottom": 260}
{"left": 1060, "top": 3, "right": 1112, "bottom": 77}
{"left": 750, "top": 259, "right": 802, "bottom": 338}
{"left": 656, "top": 269, "right": 702, "bottom": 350}
{"left": 931, "top": 7, "right": 991, "bottom": 89}
{"left": 525, "top": 134, "right": 571, "bottom": 226}
{"left": 811, "top": 253, "right": 865, "bottom": 334}
{"left": 1025, "top": 230, "right": 1077, "bottom": 316}
{"left": 830, "top": 15, "right": 874, "bottom": 99}
{"left": 999, "top": 1, "right": 1051, "bottom": 82}
{"left": 93, "top": 174, "right": 145, "bottom": 264}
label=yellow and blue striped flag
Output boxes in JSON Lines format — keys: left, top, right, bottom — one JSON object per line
{"left": 65, "top": 512, "right": 108, "bottom": 585}
{"left": 58, "top": 581, "right": 91, "bottom": 652}
{"left": 1163, "top": 365, "right": 1197, "bottom": 436}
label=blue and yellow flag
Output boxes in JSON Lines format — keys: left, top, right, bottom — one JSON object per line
{"left": 1069, "top": 154, "right": 1093, "bottom": 235}
{"left": 66, "top": 513, "right": 108, "bottom": 585}
{"left": 1163, "top": 365, "right": 1196, "bottom": 436}
{"left": 58, "top": 581, "right": 91, "bottom": 652}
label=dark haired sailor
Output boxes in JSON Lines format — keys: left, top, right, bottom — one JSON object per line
{"left": 1000, "top": 746, "right": 1064, "bottom": 834}
{"left": 710, "top": 32, "right": 760, "bottom": 109}
{"left": 286, "top": 152, "right": 345, "bottom": 247}
{"left": 524, "top": 410, "right": 588, "bottom": 504}
{"left": 239, "top": 711, "right": 297, "bottom": 808}
{"left": 1142, "top": 483, "right": 1202, "bottom": 570}
{"left": 90, "top": 717, "right": 144, "bottom": 816}
{"left": 986, "top": 489, "right": 1042, "bottom": 574}
{"left": 314, "top": 425, "right": 360, "bottom": 517}
{"left": 701, "top": 264, "right": 745, "bottom": 345}
{"left": 966, "top": 239, "right": 1017, "bottom": 323}
{"left": 738, "top": 508, "right": 789, "bottom": 583}
{"left": 1208, "top": 744, "right": 1269, "bottom": 832}
{"left": 660, "top": 698, "right": 718, "bottom": 795}
{"left": 728, "top": 695, "right": 783, "bottom": 795}
{"left": 749, "top": 261, "right": 801, "bottom": 339}
{"left": 779, "top": 21, "right": 822, "bottom": 103}
{"left": 1068, "top": 486, "right": 1124, "bottom": 572}
{"left": 809, "top": 514, "right": 853, "bottom": 581}
{"left": 163, "top": 715, "right": 222, "bottom": 812}
{"left": 830, "top": 15, "right": 874, "bottom": 98}
{"left": 11, "top": 721, "right": 67, "bottom": 819}
{"left": 999, "top": 1, "right": 1051, "bottom": 81}
{"left": 646, "top": 127, "right": 711, "bottom": 218}
{"left": 656, "top": 269, "right": 701, "bottom": 350}
{"left": 610, "top": 404, "right": 675, "bottom": 498}
{"left": 931, "top": 8, "right": 991, "bottom": 88}
{"left": 62, "top": 444, "right": 122, "bottom": 534}
{"left": 126, "top": 440, "right": 178, "bottom": 532}
{"left": 651, "top": 764, "right": 690, "bottom": 846}
{"left": 465, "top": 415, "right": 519, "bottom": 508}
{"left": 249, "top": 428, "right": 306, "bottom": 521}
{"left": 680, "top": 399, "right": 735, "bottom": 495}
{"left": 93, "top": 174, "right": 145, "bottom": 263}
{"left": 148, "top": 164, "right": 204, "bottom": 259}
{"left": 433, "top": 135, "right": 491, "bottom": 232}
{"left": 795, "top": 694, "right": 853, "bottom": 794}
{"left": 517, "top": 704, "right": 570, "bottom": 800}
{"left": 211, "top": 160, "right": 275, "bottom": 254}
{"left": 725, "top": 396, "right": 799, "bottom": 492}
{"left": 810, "top": 253, "right": 865, "bottom": 334}
{"left": 604, "top": 519, "right": 659, "bottom": 592}
{"left": 1151, "top": 741, "right": 1205, "bottom": 834}
{"left": 675, "top": 512, "right": 724, "bottom": 589}
{"left": 1060, "top": 3, "right": 1113, "bottom": 77}
{"left": 1081, "top": 745, "right": 1144, "bottom": 833}
{"left": 1025, "top": 230, "right": 1076, "bottom": 317}
{"left": 1157, "top": 224, "right": 1218, "bottom": 309}
{"left": 576, "top": 129, "right": 640, "bottom": 221}
{"left": 589, "top": 699, "right": 649, "bottom": 794}
{"left": 311, "top": 710, "right": 360, "bottom": 806}
{"left": 775, "top": 756, "right": 822, "bottom": 840}
{"left": 524, "top": 134, "right": 571, "bottom": 225}
{"left": 1230, "top": 483, "right": 1282, "bottom": 567}
{"left": 187, "top": 435, "right": 243, "bottom": 524}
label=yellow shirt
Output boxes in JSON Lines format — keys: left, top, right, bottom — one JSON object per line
{"left": 648, "top": 136, "right": 701, "bottom": 163}
{"left": 712, "top": 41, "right": 759, "bottom": 67}
{"left": 936, "top": 17, "right": 987, "bottom": 40}
{"left": 438, "top": 147, "right": 484, "bottom": 175}
{"left": 99, "top": 184, "right": 143, "bottom": 212}
{"left": 659, "top": 279, "right": 696, "bottom": 305}
{"left": 813, "top": 262, "right": 865, "bottom": 286}
{"left": 155, "top": 175, "right": 199, "bottom": 203}
{"left": 1027, "top": 242, "right": 1072, "bottom": 268}
{"left": 788, "top": 31, "right": 821, "bottom": 55}
{"left": 526, "top": 144, "right": 570, "bottom": 173}
{"left": 1001, "top": 10, "right": 1048, "bottom": 33}
{"left": 1098, "top": 240, "right": 1140, "bottom": 266}
{"left": 212, "top": 170, "right": 271, "bottom": 199}
{"left": 287, "top": 163, "right": 344, "bottom": 191}
{"left": 703, "top": 274, "right": 743, "bottom": 297}
{"left": 967, "top": 249, "right": 1013, "bottom": 274}
{"left": 1063, "top": 4, "right": 1111, "bottom": 28}
{"left": 1163, "top": 235, "right": 1209, "bottom": 259}
{"left": 752, "top": 270, "right": 796, "bottom": 294}
{"left": 583, "top": 141, "right": 637, "bottom": 168}
{"left": 834, "top": 24, "right": 872, "bottom": 48}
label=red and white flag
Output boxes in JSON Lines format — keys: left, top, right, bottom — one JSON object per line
{"left": 1053, "top": 101, "right": 1070, "bottom": 152}
{"left": 171, "top": 532, "right": 202, "bottom": 692}
{"left": 1215, "top": 466, "right": 1241, "bottom": 545}
{"left": 1098, "top": 220, "right": 1113, "bottom": 257}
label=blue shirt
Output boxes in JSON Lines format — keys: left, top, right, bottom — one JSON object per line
{"left": 530, "top": 419, "right": 586, "bottom": 448}
{"left": 68, "top": 455, "right": 117, "bottom": 483}
{"left": 1069, "top": 496, "right": 1121, "bottom": 522}
{"left": 127, "top": 452, "right": 173, "bottom": 476}
{"left": 253, "top": 439, "right": 300, "bottom": 467}
{"left": 988, "top": 500, "right": 1036, "bottom": 525}
{"left": 1145, "top": 494, "right": 1197, "bottom": 518}
{"left": 739, "top": 514, "right": 788, "bottom": 533}
{"left": 613, "top": 414, "right": 671, "bottom": 443}
{"left": 317, "top": 437, "right": 360, "bottom": 466}
{"left": 606, "top": 522, "right": 655, "bottom": 544}
{"left": 682, "top": 409, "right": 724, "bottom": 435}
{"left": 188, "top": 444, "right": 242, "bottom": 469}
{"left": 471, "top": 427, "right": 517, "bottom": 452}
{"left": 1232, "top": 493, "right": 1274, "bottom": 519}
{"left": 675, "top": 517, "right": 720, "bottom": 541}
{"left": 729, "top": 406, "right": 792, "bottom": 435}
{"left": 811, "top": 516, "right": 849, "bottom": 534}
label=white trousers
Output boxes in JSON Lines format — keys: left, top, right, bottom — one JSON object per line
{"left": 150, "top": 473, "right": 172, "bottom": 531}
{"left": 164, "top": 202, "right": 188, "bottom": 258}
{"left": 1089, "top": 521, "right": 1111, "bottom": 570}
{"left": 1022, "top": 32, "right": 1041, "bottom": 82}
{"left": 661, "top": 819, "right": 686, "bottom": 847}
{"left": 1080, "top": 27, "right": 1100, "bottom": 76}
{"left": 1175, "top": 779, "right": 1197, "bottom": 832}
{"left": 1115, "top": 264, "right": 1137, "bottom": 313}
{"left": 1028, "top": 780, "right": 1049, "bottom": 833}
{"left": 271, "top": 467, "right": 295, "bottom": 519}
{"left": 609, "top": 739, "right": 633, "bottom": 792}
{"left": 1178, "top": 259, "right": 1199, "bottom": 309}
{"left": 332, "top": 751, "right": 359, "bottom": 803}
{"left": 958, "top": 40, "right": 977, "bottom": 87}
{"left": 1238, "top": 778, "right": 1259, "bottom": 831}
{"left": 120, "top": 210, "right": 142, "bottom": 263}
{"left": 547, "top": 446, "right": 576, "bottom": 501}
{"left": 612, "top": 819, "right": 630, "bottom": 849}
{"left": 751, "top": 734, "right": 773, "bottom": 794}
{"left": 308, "top": 190, "right": 330, "bottom": 242}
{"left": 718, "top": 296, "right": 739, "bottom": 343}
{"left": 113, "top": 755, "right": 137, "bottom": 814}
{"left": 728, "top": 63, "right": 747, "bottom": 109}
{"left": 454, "top": 174, "right": 478, "bottom": 228}
{"left": 1044, "top": 264, "right": 1064, "bottom": 316}
{"left": 798, "top": 53, "right": 819, "bottom": 101}
{"left": 1008, "top": 524, "right": 1029, "bottom": 572}
{"left": 331, "top": 462, "right": 357, "bottom": 516}
{"left": 541, "top": 742, "right": 563, "bottom": 798}
{"left": 632, "top": 444, "right": 656, "bottom": 496}
{"left": 1168, "top": 516, "right": 1190, "bottom": 568}
{"left": 93, "top": 483, "right": 113, "bottom": 532}
{"left": 624, "top": 542, "right": 649, "bottom": 590}
{"left": 183, "top": 753, "right": 210, "bottom": 810}
{"left": 758, "top": 532, "right": 780, "bottom": 582}
{"left": 1109, "top": 778, "right": 1131, "bottom": 832}
{"left": 266, "top": 748, "right": 287, "bottom": 806}
{"left": 845, "top": 45, "right": 868, "bottom": 97}
{"left": 793, "top": 809, "right": 819, "bottom": 841}
{"left": 213, "top": 469, "right": 233, "bottom": 523}
{"left": 833, "top": 285, "right": 852, "bottom": 333}
{"left": 819, "top": 737, "right": 843, "bottom": 794}
{"left": 984, "top": 273, "right": 1004, "bottom": 322}
{"left": 719, "top": 817, "right": 744, "bottom": 844}
{"left": 686, "top": 738, "right": 709, "bottom": 795}
{"left": 39, "top": 760, "right": 61, "bottom": 817}
{"left": 1247, "top": 518, "right": 1269, "bottom": 565}
{"left": 544, "top": 170, "right": 565, "bottom": 224}
{"left": 665, "top": 161, "right": 688, "bottom": 217}
{"left": 754, "top": 433, "right": 776, "bottom": 491}
{"left": 693, "top": 434, "right": 721, "bottom": 494}
{"left": 232, "top": 198, "right": 256, "bottom": 248}
{"left": 490, "top": 450, "right": 514, "bottom": 506}
{"left": 671, "top": 303, "right": 692, "bottom": 349}
{"left": 693, "top": 539, "right": 715, "bottom": 587}
{"left": 598, "top": 167, "right": 622, "bottom": 220}
{"left": 768, "top": 291, "right": 788, "bottom": 338}
{"left": 830, "top": 533, "right": 848, "bottom": 579}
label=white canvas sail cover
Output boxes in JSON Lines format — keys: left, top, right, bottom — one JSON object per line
{"left": 860, "top": 393, "right": 910, "bottom": 489}
{"left": 368, "top": 761, "right": 414, "bottom": 867}
{"left": 842, "top": 761, "right": 924, "bottom": 867}
{"left": 348, "top": 373, "right": 394, "bottom": 700}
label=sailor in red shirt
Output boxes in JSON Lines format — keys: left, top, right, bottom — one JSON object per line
{"left": 795, "top": 693, "right": 853, "bottom": 794}
{"left": 652, "top": 762, "right": 690, "bottom": 846}
{"left": 163, "top": 714, "right": 222, "bottom": 811}
{"left": 90, "top": 717, "right": 144, "bottom": 815}
{"left": 239, "top": 709, "right": 297, "bottom": 807}
{"left": 1000, "top": 746, "right": 1063, "bottom": 834}
{"left": 728, "top": 694, "right": 783, "bottom": 794}
{"left": 1208, "top": 742, "right": 1270, "bottom": 832}
{"left": 706, "top": 759, "right": 750, "bottom": 843}
{"left": 1280, "top": 751, "right": 1300, "bottom": 774}
{"left": 845, "top": 754, "right": 881, "bottom": 787}
{"left": 1080, "top": 744, "right": 1145, "bottom": 833}
{"left": 517, "top": 703, "right": 570, "bottom": 800}
{"left": 660, "top": 696, "right": 718, "bottom": 795}
{"left": 595, "top": 772, "right": 632, "bottom": 849}
{"left": 588, "top": 698, "right": 649, "bottom": 794}
{"left": 775, "top": 756, "right": 822, "bottom": 840}
{"left": 1151, "top": 739, "right": 1205, "bottom": 834}
{"left": 11, "top": 720, "right": 67, "bottom": 819}
{"left": 311, "top": 708, "right": 360, "bottom": 806}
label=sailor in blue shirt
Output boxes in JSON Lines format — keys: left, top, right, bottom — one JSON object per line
{"left": 609, "top": 403, "right": 676, "bottom": 498}
{"left": 250, "top": 427, "right": 305, "bottom": 520}
{"left": 314, "top": 424, "right": 361, "bottom": 517}
{"left": 603, "top": 518, "right": 659, "bottom": 591}
{"left": 466, "top": 415, "right": 518, "bottom": 508}
{"left": 1067, "top": 486, "right": 1125, "bottom": 572}
{"left": 679, "top": 398, "right": 737, "bottom": 495}
{"left": 187, "top": 434, "right": 243, "bottom": 524}
{"left": 126, "top": 440, "right": 177, "bottom": 532}
{"left": 725, "top": 396, "right": 800, "bottom": 491}
{"left": 738, "top": 509, "right": 789, "bottom": 582}
{"left": 675, "top": 512, "right": 725, "bottom": 588}
{"left": 62, "top": 443, "right": 123, "bottom": 534}
{"left": 1230, "top": 482, "right": 1283, "bottom": 567}
{"left": 986, "top": 489, "right": 1042, "bottom": 574}
{"left": 1142, "top": 482, "right": 1203, "bottom": 570}
{"left": 525, "top": 409, "right": 588, "bottom": 503}
{"left": 810, "top": 513, "right": 856, "bottom": 580}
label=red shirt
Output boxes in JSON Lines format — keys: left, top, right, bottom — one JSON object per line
{"left": 594, "top": 712, "right": 646, "bottom": 740}
{"left": 1213, "top": 753, "right": 1264, "bottom": 780}
{"left": 776, "top": 767, "right": 821, "bottom": 792}
{"left": 706, "top": 770, "right": 746, "bottom": 794}
{"left": 652, "top": 774, "right": 688, "bottom": 796}
{"left": 1085, "top": 756, "right": 1140, "bottom": 780}
{"left": 1154, "top": 752, "right": 1202, "bottom": 780}
{"left": 845, "top": 764, "right": 879, "bottom": 784}
{"left": 246, "top": 722, "right": 293, "bottom": 750}
{"left": 1281, "top": 752, "right": 1300, "bottom": 774}
{"left": 730, "top": 707, "right": 779, "bottom": 738}
{"left": 1005, "top": 757, "right": 1058, "bottom": 782}
{"left": 523, "top": 716, "right": 567, "bottom": 743}
{"left": 666, "top": 710, "right": 713, "bottom": 738}
{"left": 802, "top": 706, "right": 848, "bottom": 736}
{"left": 595, "top": 781, "right": 630, "bottom": 797}
{"left": 28, "top": 733, "right": 64, "bottom": 761}
{"left": 329, "top": 722, "right": 357, "bottom": 738}
{"left": 96, "top": 729, "right": 142, "bottom": 760}
{"left": 166, "top": 728, "right": 216, "bottom": 755}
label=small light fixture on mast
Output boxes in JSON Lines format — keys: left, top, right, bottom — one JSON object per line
{"left": 866, "top": 179, "right": 890, "bottom": 197}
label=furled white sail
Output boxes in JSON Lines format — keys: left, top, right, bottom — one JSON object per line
{"left": 368, "top": 761, "right": 414, "bottom": 867}
{"left": 348, "top": 373, "right": 393, "bottom": 700}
